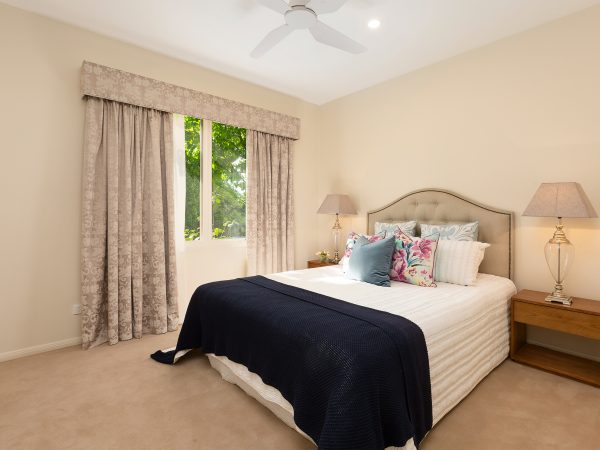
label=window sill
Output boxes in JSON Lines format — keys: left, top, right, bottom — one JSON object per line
{"left": 184, "top": 238, "right": 247, "bottom": 249}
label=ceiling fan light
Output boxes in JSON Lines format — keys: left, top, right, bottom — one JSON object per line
{"left": 368, "top": 19, "right": 381, "bottom": 30}
{"left": 285, "top": 8, "right": 318, "bottom": 29}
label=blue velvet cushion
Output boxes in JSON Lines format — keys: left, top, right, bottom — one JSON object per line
{"left": 346, "top": 235, "right": 396, "bottom": 287}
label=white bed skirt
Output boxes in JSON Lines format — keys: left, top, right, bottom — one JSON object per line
{"left": 207, "top": 353, "right": 417, "bottom": 450}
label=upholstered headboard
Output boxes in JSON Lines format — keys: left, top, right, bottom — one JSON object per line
{"left": 367, "top": 189, "right": 514, "bottom": 279}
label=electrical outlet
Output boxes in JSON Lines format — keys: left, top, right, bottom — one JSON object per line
{"left": 72, "top": 304, "right": 81, "bottom": 315}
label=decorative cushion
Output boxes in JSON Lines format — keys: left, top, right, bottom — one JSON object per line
{"left": 346, "top": 236, "right": 396, "bottom": 287}
{"left": 341, "top": 231, "right": 386, "bottom": 272}
{"left": 390, "top": 229, "right": 439, "bottom": 287}
{"left": 374, "top": 220, "right": 417, "bottom": 237}
{"left": 434, "top": 240, "right": 490, "bottom": 286}
{"left": 420, "top": 221, "right": 479, "bottom": 241}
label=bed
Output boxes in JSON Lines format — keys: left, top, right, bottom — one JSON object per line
{"left": 155, "top": 189, "right": 516, "bottom": 450}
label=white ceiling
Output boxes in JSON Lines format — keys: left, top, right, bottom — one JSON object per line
{"left": 3, "top": 0, "right": 599, "bottom": 104}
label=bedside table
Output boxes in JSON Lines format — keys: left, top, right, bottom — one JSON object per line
{"left": 307, "top": 260, "right": 338, "bottom": 269}
{"left": 510, "top": 290, "right": 600, "bottom": 387}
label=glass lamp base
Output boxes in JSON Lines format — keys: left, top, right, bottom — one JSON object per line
{"left": 545, "top": 293, "right": 572, "bottom": 306}
{"left": 544, "top": 220, "right": 573, "bottom": 307}
{"left": 331, "top": 253, "right": 340, "bottom": 264}
{"left": 331, "top": 215, "right": 342, "bottom": 264}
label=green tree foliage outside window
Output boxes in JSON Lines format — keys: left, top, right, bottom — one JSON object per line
{"left": 184, "top": 116, "right": 246, "bottom": 240}
{"left": 212, "top": 122, "right": 246, "bottom": 239}
{"left": 184, "top": 116, "right": 202, "bottom": 240}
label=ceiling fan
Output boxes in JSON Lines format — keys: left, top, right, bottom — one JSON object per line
{"left": 252, "top": 0, "right": 367, "bottom": 58}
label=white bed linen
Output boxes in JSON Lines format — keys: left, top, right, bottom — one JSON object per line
{"left": 207, "top": 266, "right": 517, "bottom": 448}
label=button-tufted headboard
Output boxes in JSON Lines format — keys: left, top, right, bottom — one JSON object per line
{"left": 367, "top": 188, "right": 514, "bottom": 279}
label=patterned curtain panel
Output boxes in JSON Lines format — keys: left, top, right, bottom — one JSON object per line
{"left": 247, "top": 131, "right": 295, "bottom": 275}
{"left": 81, "top": 97, "right": 178, "bottom": 349}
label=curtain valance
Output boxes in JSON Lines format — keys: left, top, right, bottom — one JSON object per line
{"left": 80, "top": 61, "right": 301, "bottom": 140}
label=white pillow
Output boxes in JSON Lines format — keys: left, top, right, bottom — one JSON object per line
{"left": 421, "top": 222, "right": 479, "bottom": 241}
{"left": 434, "top": 240, "right": 490, "bottom": 286}
{"left": 374, "top": 220, "right": 417, "bottom": 236}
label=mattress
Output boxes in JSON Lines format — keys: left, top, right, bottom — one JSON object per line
{"left": 207, "top": 266, "right": 517, "bottom": 448}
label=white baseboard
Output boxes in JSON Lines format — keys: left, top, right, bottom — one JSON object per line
{"left": 2, "top": 336, "right": 595, "bottom": 365}
{"left": 0, "top": 337, "right": 81, "bottom": 363}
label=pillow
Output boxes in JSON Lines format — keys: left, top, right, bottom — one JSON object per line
{"left": 341, "top": 231, "right": 386, "bottom": 272}
{"left": 374, "top": 220, "right": 417, "bottom": 237}
{"left": 346, "top": 236, "right": 396, "bottom": 287}
{"left": 434, "top": 240, "right": 490, "bottom": 286}
{"left": 390, "top": 229, "right": 439, "bottom": 287}
{"left": 420, "top": 222, "right": 479, "bottom": 241}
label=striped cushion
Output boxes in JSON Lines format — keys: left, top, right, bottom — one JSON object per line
{"left": 434, "top": 241, "right": 490, "bottom": 286}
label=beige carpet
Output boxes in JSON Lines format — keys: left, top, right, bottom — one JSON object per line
{"left": 1, "top": 333, "right": 598, "bottom": 450}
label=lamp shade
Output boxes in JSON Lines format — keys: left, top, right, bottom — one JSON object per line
{"left": 523, "top": 182, "right": 597, "bottom": 218}
{"left": 317, "top": 194, "right": 357, "bottom": 215}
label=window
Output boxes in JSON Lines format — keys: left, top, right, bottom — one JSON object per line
{"left": 183, "top": 116, "right": 246, "bottom": 241}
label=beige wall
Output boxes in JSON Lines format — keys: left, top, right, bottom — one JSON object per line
{"left": 318, "top": 6, "right": 600, "bottom": 360}
{"left": 0, "top": 3, "right": 320, "bottom": 358}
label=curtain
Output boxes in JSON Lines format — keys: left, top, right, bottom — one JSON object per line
{"left": 246, "top": 130, "right": 295, "bottom": 275}
{"left": 172, "top": 115, "right": 189, "bottom": 321}
{"left": 81, "top": 97, "right": 178, "bottom": 349}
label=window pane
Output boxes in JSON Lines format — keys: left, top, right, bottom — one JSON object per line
{"left": 184, "top": 116, "right": 202, "bottom": 241}
{"left": 212, "top": 123, "right": 246, "bottom": 239}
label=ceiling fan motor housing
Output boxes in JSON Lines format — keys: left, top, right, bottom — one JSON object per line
{"left": 285, "top": 7, "right": 317, "bottom": 29}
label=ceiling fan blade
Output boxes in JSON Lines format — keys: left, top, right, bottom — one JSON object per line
{"left": 306, "top": 0, "right": 348, "bottom": 14}
{"left": 309, "top": 21, "right": 366, "bottom": 54}
{"left": 251, "top": 25, "right": 294, "bottom": 58}
{"left": 256, "top": 0, "right": 290, "bottom": 14}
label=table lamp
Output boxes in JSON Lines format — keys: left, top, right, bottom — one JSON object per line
{"left": 317, "top": 194, "right": 357, "bottom": 263}
{"left": 523, "top": 182, "right": 597, "bottom": 305}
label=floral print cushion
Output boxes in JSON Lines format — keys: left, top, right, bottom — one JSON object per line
{"left": 420, "top": 222, "right": 479, "bottom": 241}
{"left": 341, "top": 231, "right": 386, "bottom": 272}
{"left": 390, "top": 229, "right": 439, "bottom": 287}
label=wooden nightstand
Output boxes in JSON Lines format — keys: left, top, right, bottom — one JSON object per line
{"left": 307, "top": 260, "right": 338, "bottom": 269}
{"left": 510, "top": 290, "right": 600, "bottom": 387}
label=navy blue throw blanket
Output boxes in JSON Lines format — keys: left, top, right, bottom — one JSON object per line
{"left": 152, "top": 276, "right": 432, "bottom": 449}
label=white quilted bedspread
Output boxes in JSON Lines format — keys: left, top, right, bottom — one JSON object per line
{"left": 208, "top": 266, "right": 517, "bottom": 449}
